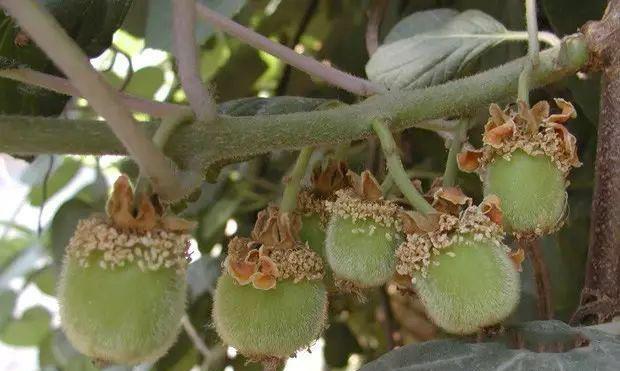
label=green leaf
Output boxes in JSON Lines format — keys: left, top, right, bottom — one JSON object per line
{"left": 199, "top": 197, "right": 241, "bottom": 247}
{"left": 145, "top": 0, "right": 247, "bottom": 51}
{"left": 366, "top": 10, "right": 510, "bottom": 90}
{"left": 0, "top": 238, "right": 32, "bottom": 270}
{"left": 124, "top": 66, "right": 165, "bottom": 99}
{"left": 383, "top": 8, "right": 459, "bottom": 44}
{"left": 361, "top": 321, "right": 620, "bottom": 370}
{"left": 0, "top": 290, "right": 16, "bottom": 331}
{"left": 324, "top": 321, "right": 362, "bottom": 368}
{"left": 0, "top": 244, "right": 44, "bottom": 289}
{"left": 218, "top": 96, "right": 339, "bottom": 116}
{"left": 49, "top": 199, "right": 96, "bottom": 267}
{"left": 28, "top": 157, "right": 82, "bottom": 206}
{"left": 30, "top": 266, "right": 56, "bottom": 296}
{"left": 0, "top": 306, "right": 51, "bottom": 346}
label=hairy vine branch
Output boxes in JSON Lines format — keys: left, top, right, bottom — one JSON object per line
{"left": 0, "top": 37, "right": 588, "bottom": 173}
{"left": 518, "top": 0, "right": 541, "bottom": 105}
{"left": 195, "top": 2, "right": 384, "bottom": 96}
{"left": 0, "top": 68, "right": 190, "bottom": 117}
{"left": 173, "top": 0, "right": 217, "bottom": 122}
{"left": 0, "top": 0, "right": 188, "bottom": 201}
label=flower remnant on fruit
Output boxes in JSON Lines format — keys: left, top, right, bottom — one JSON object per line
{"left": 224, "top": 237, "right": 324, "bottom": 290}
{"left": 325, "top": 170, "right": 402, "bottom": 231}
{"left": 66, "top": 175, "right": 194, "bottom": 274}
{"left": 457, "top": 99, "right": 581, "bottom": 176}
{"left": 251, "top": 205, "right": 301, "bottom": 249}
{"left": 396, "top": 194, "right": 507, "bottom": 279}
{"left": 298, "top": 159, "right": 350, "bottom": 225}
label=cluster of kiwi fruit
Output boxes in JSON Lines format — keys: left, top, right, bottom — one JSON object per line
{"left": 58, "top": 99, "right": 580, "bottom": 367}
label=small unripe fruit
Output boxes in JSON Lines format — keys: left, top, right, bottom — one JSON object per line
{"left": 396, "top": 197, "right": 519, "bottom": 334}
{"left": 412, "top": 235, "right": 519, "bottom": 334}
{"left": 213, "top": 206, "right": 327, "bottom": 363}
{"left": 326, "top": 216, "right": 400, "bottom": 287}
{"left": 300, "top": 213, "right": 326, "bottom": 257}
{"left": 484, "top": 150, "right": 566, "bottom": 234}
{"left": 213, "top": 274, "right": 327, "bottom": 359}
{"left": 58, "top": 176, "right": 193, "bottom": 365}
{"left": 324, "top": 171, "right": 402, "bottom": 288}
{"left": 458, "top": 99, "right": 580, "bottom": 236}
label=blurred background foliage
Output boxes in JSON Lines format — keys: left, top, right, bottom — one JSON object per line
{"left": 0, "top": 0, "right": 609, "bottom": 370}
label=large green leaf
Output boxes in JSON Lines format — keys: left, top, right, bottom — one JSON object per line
{"left": 361, "top": 321, "right": 620, "bottom": 370}
{"left": 145, "top": 0, "right": 247, "bottom": 51}
{"left": 124, "top": 66, "right": 165, "bottom": 99}
{"left": 366, "top": 9, "right": 511, "bottom": 90}
{"left": 49, "top": 199, "right": 96, "bottom": 267}
{"left": 0, "top": 306, "right": 51, "bottom": 346}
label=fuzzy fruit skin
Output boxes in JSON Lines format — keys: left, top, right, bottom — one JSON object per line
{"left": 325, "top": 216, "right": 401, "bottom": 287}
{"left": 58, "top": 251, "right": 186, "bottom": 364}
{"left": 300, "top": 214, "right": 326, "bottom": 257}
{"left": 413, "top": 236, "right": 519, "bottom": 334}
{"left": 484, "top": 150, "right": 566, "bottom": 233}
{"left": 213, "top": 274, "right": 327, "bottom": 359}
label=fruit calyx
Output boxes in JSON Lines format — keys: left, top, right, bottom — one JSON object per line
{"left": 67, "top": 175, "right": 194, "bottom": 274}
{"left": 396, "top": 193, "right": 509, "bottom": 280}
{"left": 298, "top": 159, "right": 349, "bottom": 225}
{"left": 325, "top": 170, "right": 402, "bottom": 232}
{"left": 225, "top": 206, "right": 324, "bottom": 290}
{"left": 457, "top": 99, "right": 581, "bottom": 176}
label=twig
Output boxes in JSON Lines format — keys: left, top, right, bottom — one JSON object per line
{"left": 280, "top": 147, "right": 313, "bottom": 212}
{"left": 0, "top": 0, "right": 189, "bottom": 201}
{"left": 517, "top": 0, "right": 541, "bottom": 105}
{"left": 365, "top": 0, "right": 389, "bottom": 56}
{"left": 37, "top": 155, "right": 54, "bottom": 236}
{"left": 442, "top": 120, "right": 467, "bottom": 187}
{"left": 523, "top": 238, "right": 554, "bottom": 320}
{"left": 275, "top": 0, "right": 319, "bottom": 96}
{"left": 572, "top": 0, "right": 620, "bottom": 325}
{"left": 195, "top": 2, "right": 384, "bottom": 96}
{"left": 372, "top": 120, "right": 435, "bottom": 213}
{"left": 0, "top": 68, "right": 190, "bottom": 117}
{"left": 378, "top": 285, "right": 399, "bottom": 349}
{"left": 181, "top": 315, "right": 212, "bottom": 361}
{"left": 173, "top": 0, "right": 217, "bottom": 122}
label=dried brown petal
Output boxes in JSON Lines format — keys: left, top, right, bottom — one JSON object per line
{"left": 488, "top": 103, "right": 511, "bottom": 127}
{"left": 547, "top": 98, "right": 576, "bottom": 124}
{"left": 480, "top": 194, "right": 503, "bottom": 226}
{"left": 160, "top": 215, "right": 197, "bottom": 233}
{"left": 530, "top": 100, "right": 551, "bottom": 123}
{"left": 251, "top": 206, "right": 301, "bottom": 249}
{"left": 434, "top": 187, "right": 471, "bottom": 207}
{"left": 483, "top": 121, "right": 515, "bottom": 148}
{"left": 400, "top": 210, "right": 441, "bottom": 234}
{"left": 311, "top": 159, "right": 349, "bottom": 196}
{"left": 549, "top": 122, "right": 582, "bottom": 168}
{"left": 250, "top": 256, "right": 279, "bottom": 290}
{"left": 457, "top": 144, "right": 483, "bottom": 172}
{"left": 347, "top": 170, "right": 383, "bottom": 201}
{"left": 509, "top": 248, "right": 525, "bottom": 272}
{"left": 225, "top": 237, "right": 258, "bottom": 285}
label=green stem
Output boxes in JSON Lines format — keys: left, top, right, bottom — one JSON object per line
{"left": 371, "top": 120, "right": 435, "bottom": 214}
{"left": 442, "top": 120, "right": 468, "bottom": 187}
{"left": 0, "top": 36, "right": 589, "bottom": 170}
{"left": 0, "top": 0, "right": 187, "bottom": 201}
{"left": 517, "top": 0, "right": 541, "bottom": 105}
{"left": 280, "top": 147, "right": 314, "bottom": 212}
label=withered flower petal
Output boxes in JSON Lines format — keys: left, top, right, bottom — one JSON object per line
{"left": 457, "top": 144, "right": 483, "bottom": 173}
{"left": 347, "top": 170, "right": 383, "bottom": 201}
{"left": 311, "top": 159, "right": 349, "bottom": 196}
{"left": 483, "top": 121, "right": 515, "bottom": 148}
{"left": 547, "top": 98, "right": 576, "bottom": 124}
{"left": 433, "top": 187, "right": 472, "bottom": 207}
{"left": 480, "top": 194, "right": 503, "bottom": 226}
{"left": 400, "top": 210, "right": 441, "bottom": 234}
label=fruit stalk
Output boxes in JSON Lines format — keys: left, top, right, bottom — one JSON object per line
{"left": 523, "top": 239, "right": 554, "bottom": 319}
{"left": 280, "top": 147, "right": 314, "bottom": 212}
{"left": 372, "top": 120, "right": 435, "bottom": 214}
{"left": 442, "top": 120, "right": 468, "bottom": 187}
{"left": 517, "top": 0, "right": 541, "bottom": 105}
